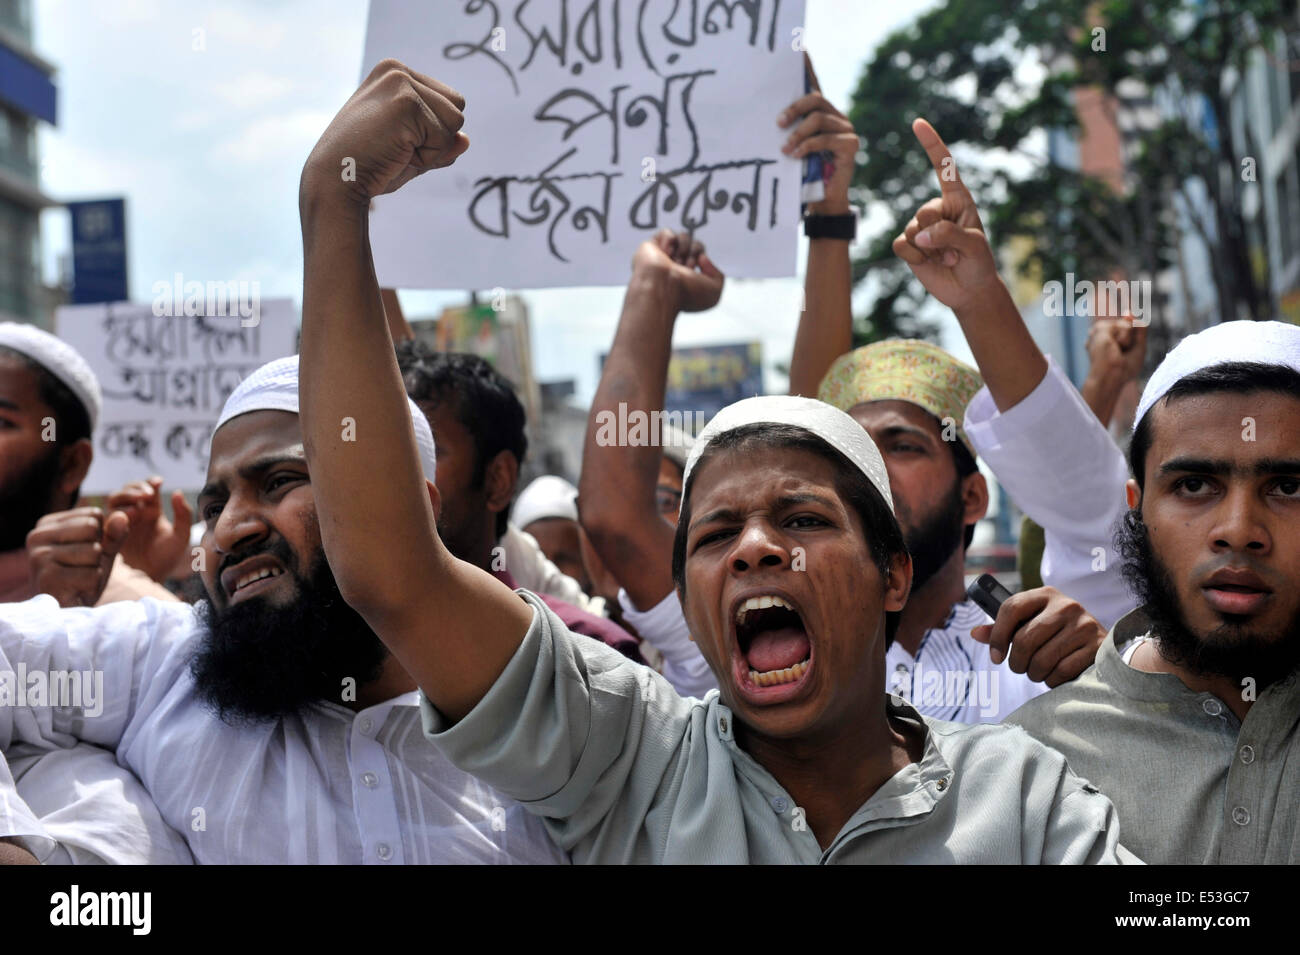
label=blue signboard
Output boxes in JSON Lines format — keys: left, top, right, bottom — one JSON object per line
{"left": 68, "top": 199, "right": 128, "bottom": 304}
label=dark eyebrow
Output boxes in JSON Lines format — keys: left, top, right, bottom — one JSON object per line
{"left": 1159, "top": 457, "right": 1232, "bottom": 477}
{"left": 0, "top": 398, "right": 20, "bottom": 412}
{"left": 691, "top": 493, "right": 839, "bottom": 531}
{"left": 198, "top": 452, "right": 308, "bottom": 503}
{"left": 1160, "top": 457, "right": 1300, "bottom": 478}
{"left": 876, "top": 424, "right": 935, "bottom": 444}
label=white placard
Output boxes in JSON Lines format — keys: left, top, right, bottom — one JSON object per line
{"left": 57, "top": 300, "right": 300, "bottom": 494}
{"left": 362, "top": 0, "right": 806, "bottom": 289}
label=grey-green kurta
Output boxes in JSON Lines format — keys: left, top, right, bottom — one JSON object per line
{"left": 1006, "top": 608, "right": 1300, "bottom": 864}
{"left": 421, "top": 592, "right": 1136, "bottom": 863}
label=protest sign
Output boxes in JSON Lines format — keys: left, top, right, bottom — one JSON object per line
{"left": 362, "top": 0, "right": 806, "bottom": 290}
{"left": 56, "top": 300, "right": 299, "bottom": 494}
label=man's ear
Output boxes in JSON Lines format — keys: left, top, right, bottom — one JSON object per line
{"left": 425, "top": 479, "right": 442, "bottom": 522}
{"left": 960, "top": 469, "right": 989, "bottom": 526}
{"left": 56, "top": 438, "right": 93, "bottom": 504}
{"left": 483, "top": 449, "right": 518, "bottom": 516}
{"left": 1125, "top": 478, "right": 1141, "bottom": 510}
{"left": 884, "top": 550, "right": 912, "bottom": 613}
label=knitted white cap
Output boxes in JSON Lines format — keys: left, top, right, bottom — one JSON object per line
{"left": 213, "top": 355, "right": 437, "bottom": 483}
{"left": 0, "top": 322, "right": 102, "bottom": 431}
{"left": 1136, "top": 320, "right": 1300, "bottom": 428}
{"left": 683, "top": 394, "right": 893, "bottom": 513}
{"left": 512, "top": 475, "right": 579, "bottom": 528}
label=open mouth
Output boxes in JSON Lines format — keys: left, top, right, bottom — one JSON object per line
{"left": 221, "top": 558, "right": 288, "bottom": 603}
{"left": 735, "top": 595, "right": 812, "bottom": 689}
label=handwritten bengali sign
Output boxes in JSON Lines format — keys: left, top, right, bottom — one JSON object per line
{"left": 362, "top": 0, "right": 806, "bottom": 289}
{"left": 56, "top": 300, "right": 299, "bottom": 494}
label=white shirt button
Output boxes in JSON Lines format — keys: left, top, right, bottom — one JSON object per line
{"left": 1231, "top": 806, "right": 1250, "bottom": 827}
{"left": 1239, "top": 745, "right": 1255, "bottom": 764}
{"left": 359, "top": 717, "right": 374, "bottom": 735}
{"left": 376, "top": 842, "right": 392, "bottom": 860}
{"left": 771, "top": 796, "right": 789, "bottom": 813}
{"left": 1202, "top": 698, "right": 1223, "bottom": 717}
{"left": 362, "top": 772, "right": 379, "bottom": 789}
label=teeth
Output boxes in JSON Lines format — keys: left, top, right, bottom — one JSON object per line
{"left": 235, "top": 566, "right": 282, "bottom": 591}
{"left": 734, "top": 594, "right": 795, "bottom": 623}
{"left": 747, "top": 659, "right": 809, "bottom": 687}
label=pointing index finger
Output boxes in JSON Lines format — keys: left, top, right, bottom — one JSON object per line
{"left": 912, "top": 117, "right": 961, "bottom": 195}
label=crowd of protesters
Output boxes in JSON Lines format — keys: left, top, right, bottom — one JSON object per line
{"left": 0, "top": 56, "right": 1296, "bottom": 866}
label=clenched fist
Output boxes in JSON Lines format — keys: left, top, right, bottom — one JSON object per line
{"left": 300, "top": 58, "right": 469, "bottom": 212}
{"left": 27, "top": 507, "right": 130, "bottom": 608}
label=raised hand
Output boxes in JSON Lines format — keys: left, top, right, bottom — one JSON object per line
{"left": 778, "top": 54, "right": 858, "bottom": 216}
{"left": 27, "top": 507, "right": 130, "bottom": 608}
{"left": 301, "top": 58, "right": 469, "bottom": 210}
{"left": 1086, "top": 315, "right": 1148, "bottom": 384}
{"left": 892, "top": 118, "right": 1001, "bottom": 312}
{"left": 632, "top": 229, "right": 725, "bottom": 313}
{"left": 106, "top": 476, "right": 194, "bottom": 583}
{"left": 970, "top": 586, "right": 1106, "bottom": 688}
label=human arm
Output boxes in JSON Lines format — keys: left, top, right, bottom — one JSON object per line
{"left": 785, "top": 56, "right": 858, "bottom": 397}
{"left": 297, "top": 60, "right": 531, "bottom": 723}
{"left": 577, "top": 230, "right": 722, "bottom": 611}
{"left": 1080, "top": 316, "right": 1147, "bottom": 427}
{"left": 892, "top": 119, "right": 1047, "bottom": 411}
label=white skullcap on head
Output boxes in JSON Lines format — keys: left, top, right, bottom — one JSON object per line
{"left": 0, "top": 321, "right": 102, "bottom": 431}
{"left": 213, "top": 355, "right": 438, "bottom": 483}
{"left": 659, "top": 422, "right": 696, "bottom": 470}
{"left": 1135, "top": 320, "right": 1300, "bottom": 429}
{"left": 683, "top": 394, "right": 893, "bottom": 513}
{"left": 512, "top": 475, "right": 579, "bottom": 529}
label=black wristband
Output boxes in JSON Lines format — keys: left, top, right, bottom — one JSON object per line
{"left": 803, "top": 212, "right": 856, "bottom": 241}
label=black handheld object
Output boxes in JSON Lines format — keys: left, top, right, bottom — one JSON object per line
{"left": 966, "top": 573, "right": 1014, "bottom": 619}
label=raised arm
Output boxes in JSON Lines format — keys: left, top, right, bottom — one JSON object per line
{"left": 785, "top": 58, "right": 859, "bottom": 397}
{"left": 892, "top": 119, "right": 1047, "bottom": 411}
{"left": 578, "top": 231, "right": 722, "bottom": 611}
{"left": 297, "top": 60, "right": 531, "bottom": 722}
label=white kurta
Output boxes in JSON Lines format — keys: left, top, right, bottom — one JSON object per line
{"left": 0, "top": 595, "right": 567, "bottom": 864}
{"left": 964, "top": 357, "right": 1138, "bottom": 631}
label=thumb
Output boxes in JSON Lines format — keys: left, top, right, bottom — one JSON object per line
{"left": 171, "top": 490, "right": 193, "bottom": 534}
{"left": 970, "top": 624, "right": 992, "bottom": 644}
{"left": 914, "top": 219, "right": 984, "bottom": 257}
{"left": 698, "top": 252, "right": 724, "bottom": 281}
{"left": 103, "top": 510, "right": 131, "bottom": 559}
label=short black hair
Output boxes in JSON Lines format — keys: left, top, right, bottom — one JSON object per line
{"left": 395, "top": 341, "right": 527, "bottom": 538}
{"left": 671, "top": 423, "right": 908, "bottom": 645}
{"left": 1129, "top": 361, "right": 1300, "bottom": 492}
{"left": 0, "top": 345, "right": 93, "bottom": 448}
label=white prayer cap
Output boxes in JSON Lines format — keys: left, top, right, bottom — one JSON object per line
{"left": 1136, "top": 320, "right": 1300, "bottom": 429}
{"left": 512, "top": 475, "right": 579, "bottom": 529}
{"left": 683, "top": 395, "right": 893, "bottom": 513}
{"left": 0, "top": 322, "right": 102, "bottom": 431}
{"left": 213, "top": 355, "right": 437, "bottom": 483}
{"left": 660, "top": 422, "right": 696, "bottom": 470}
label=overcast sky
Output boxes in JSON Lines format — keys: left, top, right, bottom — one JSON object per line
{"left": 37, "top": 0, "right": 951, "bottom": 403}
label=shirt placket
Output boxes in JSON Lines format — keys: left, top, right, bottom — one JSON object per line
{"left": 349, "top": 702, "right": 404, "bottom": 865}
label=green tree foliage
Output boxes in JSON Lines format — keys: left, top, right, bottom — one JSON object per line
{"left": 847, "top": 0, "right": 1295, "bottom": 342}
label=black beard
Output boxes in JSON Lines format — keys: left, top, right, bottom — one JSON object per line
{"left": 903, "top": 480, "right": 967, "bottom": 593}
{"left": 189, "top": 538, "right": 388, "bottom": 725}
{"left": 0, "top": 445, "right": 61, "bottom": 551}
{"left": 1116, "top": 508, "right": 1300, "bottom": 689}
